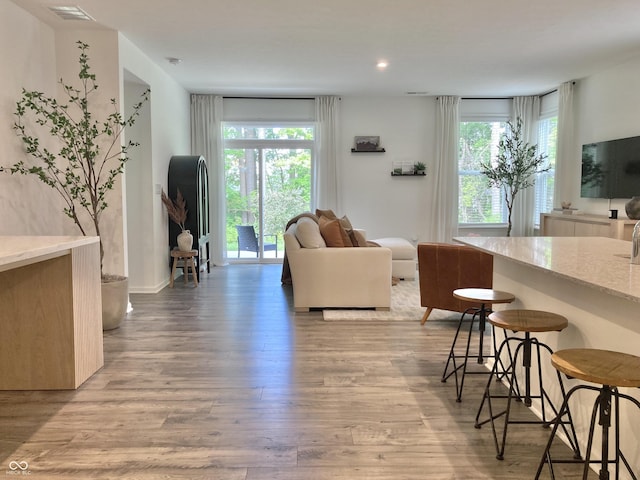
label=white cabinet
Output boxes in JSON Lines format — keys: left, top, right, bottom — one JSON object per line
{"left": 540, "top": 213, "right": 637, "bottom": 240}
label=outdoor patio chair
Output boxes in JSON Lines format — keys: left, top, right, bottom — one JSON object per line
{"left": 235, "top": 225, "right": 278, "bottom": 258}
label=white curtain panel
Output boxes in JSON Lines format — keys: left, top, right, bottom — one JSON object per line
{"left": 428, "top": 96, "right": 460, "bottom": 243}
{"left": 554, "top": 81, "right": 575, "bottom": 207}
{"left": 314, "top": 96, "right": 340, "bottom": 212}
{"left": 511, "top": 96, "right": 540, "bottom": 237}
{"left": 190, "top": 94, "right": 227, "bottom": 266}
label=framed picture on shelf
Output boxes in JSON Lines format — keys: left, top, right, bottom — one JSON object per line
{"left": 354, "top": 136, "right": 380, "bottom": 152}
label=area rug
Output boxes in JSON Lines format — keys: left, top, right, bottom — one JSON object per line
{"left": 321, "top": 279, "right": 460, "bottom": 322}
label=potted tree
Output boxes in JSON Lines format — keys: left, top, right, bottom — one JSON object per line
{"left": 479, "top": 118, "right": 549, "bottom": 236}
{"left": 10, "top": 40, "right": 149, "bottom": 330}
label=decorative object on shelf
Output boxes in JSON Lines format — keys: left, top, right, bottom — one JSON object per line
{"left": 391, "top": 161, "right": 425, "bottom": 176}
{"left": 353, "top": 135, "right": 384, "bottom": 152}
{"left": 561, "top": 201, "right": 572, "bottom": 209}
{"left": 479, "top": 117, "right": 549, "bottom": 236}
{"left": 625, "top": 196, "right": 640, "bottom": 220}
{"left": 9, "top": 40, "right": 149, "bottom": 331}
{"left": 177, "top": 230, "right": 193, "bottom": 252}
{"left": 413, "top": 162, "right": 426, "bottom": 175}
{"left": 161, "top": 188, "right": 193, "bottom": 251}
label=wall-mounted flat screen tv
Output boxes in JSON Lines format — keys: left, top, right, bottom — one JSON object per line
{"left": 581, "top": 135, "right": 640, "bottom": 199}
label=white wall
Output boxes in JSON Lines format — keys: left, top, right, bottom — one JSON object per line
{"left": 0, "top": 2, "right": 61, "bottom": 236}
{"left": 339, "top": 96, "right": 436, "bottom": 243}
{"left": 118, "top": 34, "right": 191, "bottom": 293}
{"left": 0, "top": 3, "right": 189, "bottom": 292}
{"left": 568, "top": 53, "right": 640, "bottom": 216}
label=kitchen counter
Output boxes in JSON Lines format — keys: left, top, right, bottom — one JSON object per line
{"left": 454, "top": 236, "right": 640, "bottom": 472}
{"left": 454, "top": 236, "right": 640, "bottom": 303}
{"left": 0, "top": 236, "right": 104, "bottom": 390}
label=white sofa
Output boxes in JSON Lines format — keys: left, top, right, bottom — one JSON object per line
{"left": 283, "top": 217, "right": 392, "bottom": 312}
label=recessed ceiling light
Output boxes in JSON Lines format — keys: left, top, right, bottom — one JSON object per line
{"left": 48, "top": 5, "right": 94, "bottom": 21}
{"left": 376, "top": 61, "right": 388, "bottom": 70}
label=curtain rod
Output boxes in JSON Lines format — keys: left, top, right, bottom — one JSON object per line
{"left": 460, "top": 97, "right": 513, "bottom": 100}
{"left": 223, "top": 96, "right": 316, "bottom": 100}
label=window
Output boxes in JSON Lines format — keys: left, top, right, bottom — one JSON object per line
{"left": 458, "top": 121, "right": 508, "bottom": 224}
{"left": 458, "top": 114, "right": 558, "bottom": 228}
{"left": 223, "top": 123, "right": 314, "bottom": 260}
{"left": 533, "top": 116, "right": 557, "bottom": 227}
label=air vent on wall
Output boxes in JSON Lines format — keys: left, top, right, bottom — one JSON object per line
{"left": 48, "top": 5, "right": 95, "bottom": 21}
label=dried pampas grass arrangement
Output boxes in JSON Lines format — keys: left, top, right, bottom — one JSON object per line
{"left": 161, "top": 189, "right": 188, "bottom": 231}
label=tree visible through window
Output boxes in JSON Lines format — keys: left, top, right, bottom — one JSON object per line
{"left": 459, "top": 121, "right": 507, "bottom": 224}
{"left": 224, "top": 124, "right": 313, "bottom": 259}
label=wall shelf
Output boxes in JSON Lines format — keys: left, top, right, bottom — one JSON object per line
{"left": 351, "top": 148, "right": 385, "bottom": 153}
{"left": 391, "top": 172, "right": 426, "bottom": 177}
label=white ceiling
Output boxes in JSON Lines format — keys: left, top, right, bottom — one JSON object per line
{"left": 11, "top": 0, "right": 640, "bottom": 97}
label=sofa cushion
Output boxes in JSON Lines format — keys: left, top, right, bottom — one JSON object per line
{"left": 338, "top": 215, "right": 361, "bottom": 247}
{"left": 295, "top": 217, "right": 326, "bottom": 248}
{"left": 373, "top": 237, "right": 416, "bottom": 260}
{"left": 315, "top": 208, "right": 337, "bottom": 220}
{"left": 319, "top": 217, "right": 352, "bottom": 247}
{"left": 352, "top": 229, "right": 369, "bottom": 247}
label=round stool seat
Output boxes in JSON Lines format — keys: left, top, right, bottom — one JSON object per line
{"left": 488, "top": 310, "right": 568, "bottom": 333}
{"left": 453, "top": 288, "right": 515, "bottom": 304}
{"left": 551, "top": 348, "right": 640, "bottom": 388}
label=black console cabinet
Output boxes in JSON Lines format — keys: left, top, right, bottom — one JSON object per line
{"left": 168, "top": 155, "right": 210, "bottom": 277}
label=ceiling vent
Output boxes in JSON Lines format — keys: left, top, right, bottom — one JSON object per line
{"left": 48, "top": 5, "right": 95, "bottom": 21}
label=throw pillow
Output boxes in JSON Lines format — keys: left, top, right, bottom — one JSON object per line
{"left": 315, "top": 208, "right": 337, "bottom": 220}
{"left": 319, "top": 217, "right": 348, "bottom": 247}
{"left": 295, "top": 217, "right": 326, "bottom": 248}
{"left": 338, "top": 215, "right": 361, "bottom": 247}
{"left": 352, "top": 229, "right": 369, "bottom": 247}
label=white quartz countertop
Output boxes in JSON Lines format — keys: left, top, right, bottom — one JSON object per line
{"left": 454, "top": 236, "right": 640, "bottom": 303}
{"left": 0, "top": 236, "right": 99, "bottom": 269}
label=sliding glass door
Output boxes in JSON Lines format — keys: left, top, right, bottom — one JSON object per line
{"left": 224, "top": 124, "right": 313, "bottom": 262}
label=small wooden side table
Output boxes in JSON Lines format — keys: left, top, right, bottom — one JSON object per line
{"left": 170, "top": 249, "right": 199, "bottom": 288}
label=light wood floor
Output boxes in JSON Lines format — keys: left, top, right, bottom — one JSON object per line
{"left": 0, "top": 264, "right": 592, "bottom": 479}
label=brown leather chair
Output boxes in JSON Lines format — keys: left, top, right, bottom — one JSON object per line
{"left": 417, "top": 242, "right": 493, "bottom": 324}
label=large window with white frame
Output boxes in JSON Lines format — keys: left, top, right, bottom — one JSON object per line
{"left": 458, "top": 98, "right": 558, "bottom": 228}
{"left": 223, "top": 123, "right": 314, "bottom": 261}
{"left": 458, "top": 120, "right": 508, "bottom": 224}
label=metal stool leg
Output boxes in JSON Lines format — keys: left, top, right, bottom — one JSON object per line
{"left": 441, "top": 307, "right": 479, "bottom": 400}
{"left": 536, "top": 384, "right": 640, "bottom": 480}
{"left": 476, "top": 334, "right": 579, "bottom": 461}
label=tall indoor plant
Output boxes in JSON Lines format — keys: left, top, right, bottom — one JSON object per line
{"left": 479, "top": 117, "right": 549, "bottom": 236}
{"left": 10, "top": 40, "right": 149, "bottom": 329}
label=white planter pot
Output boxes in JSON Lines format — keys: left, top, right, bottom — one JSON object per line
{"left": 177, "top": 230, "right": 193, "bottom": 252}
{"left": 101, "top": 276, "right": 128, "bottom": 331}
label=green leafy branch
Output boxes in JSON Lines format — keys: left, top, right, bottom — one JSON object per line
{"left": 11, "top": 40, "right": 150, "bottom": 274}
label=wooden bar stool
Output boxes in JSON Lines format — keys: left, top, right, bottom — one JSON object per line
{"left": 474, "top": 310, "right": 580, "bottom": 461}
{"left": 170, "top": 249, "right": 199, "bottom": 288}
{"left": 441, "top": 288, "right": 515, "bottom": 402}
{"left": 536, "top": 349, "right": 640, "bottom": 480}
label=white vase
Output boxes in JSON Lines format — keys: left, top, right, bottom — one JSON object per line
{"left": 177, "top": 229, "right": 193, "bottom": 252}
{"left": 625, "top": 196, "right": 640, "bottom": 220}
